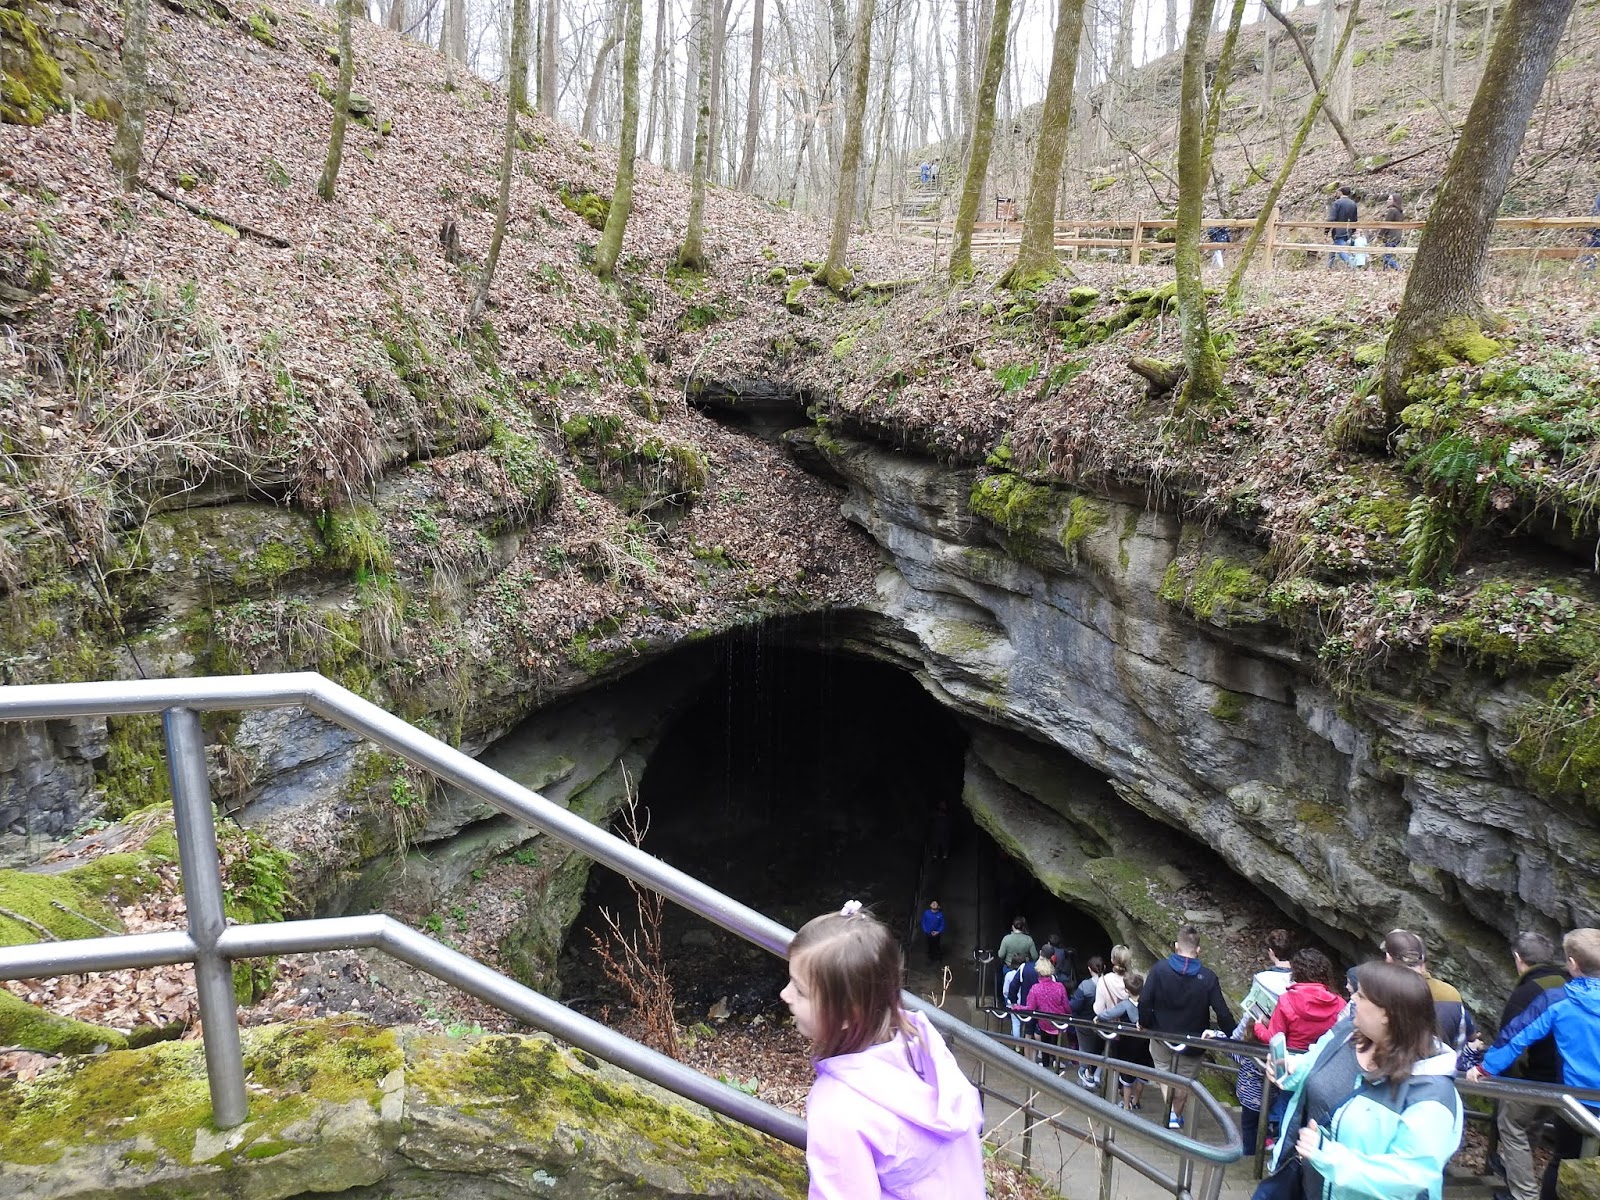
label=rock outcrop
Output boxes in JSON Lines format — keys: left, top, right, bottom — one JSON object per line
{"left": 818, "top": 433, "right": 1600, "bottom": 1012}
{"left": 0, "top": 1018, "right": 804, "bottom": 1199}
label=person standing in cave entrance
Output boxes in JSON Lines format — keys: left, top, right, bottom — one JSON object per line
{"left": 996, "top": 917, "right": 1038, "bottom": 1003}
{"left": 920, "top": 900, "right": 946, "bottom": 964}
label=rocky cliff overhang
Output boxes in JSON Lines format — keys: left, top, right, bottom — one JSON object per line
{"left": 815, "top": 432, "right": 1600, "bottom": 1015}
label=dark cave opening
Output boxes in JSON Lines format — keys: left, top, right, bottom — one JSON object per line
{"left": 558, "top": 626, "right": 1116, "bottom": 1020}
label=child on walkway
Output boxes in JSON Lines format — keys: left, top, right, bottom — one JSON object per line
{"left": 782, "top": 901, "right": 985, "bottom": 1199}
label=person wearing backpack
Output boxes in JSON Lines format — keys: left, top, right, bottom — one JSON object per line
{"left": 1481, "top": 932, "right": 1568, "bottom": 1200}
{"left": 1326, "top": 185, "right": 1358, "bottom": 269}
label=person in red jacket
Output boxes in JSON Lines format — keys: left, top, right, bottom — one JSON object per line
{"left": 1253, "top": 948, "right": 1345, "bottom": 1142}
{"left": 1254, "top": 948, "right": 1345, "bottom": 1049}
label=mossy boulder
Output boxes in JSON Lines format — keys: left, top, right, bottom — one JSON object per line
{"left": 0, "top": 6, "right": 64, "bottom": 126}
{"left": 0, "top": 1020, "right": 805, "bottom": 1198}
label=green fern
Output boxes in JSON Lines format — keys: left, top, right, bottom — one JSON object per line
{"left": 1401, "top": 494, "right": 1458, "bottom": 584}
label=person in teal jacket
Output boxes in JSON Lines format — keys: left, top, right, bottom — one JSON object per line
{"left": 1255, "top": 961, "right": 1463, "bottom": 1200}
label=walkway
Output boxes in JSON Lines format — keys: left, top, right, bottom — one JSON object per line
{"left": 903, "top": 835, "right": 1500, "bottom": 1198}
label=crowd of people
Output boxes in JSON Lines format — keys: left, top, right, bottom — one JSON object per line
{"left": 780, "top": 900, "right": 1599, "bottom": 1200}
{"left": 984, "top": 915, "right": 1600, "bottom": 1200}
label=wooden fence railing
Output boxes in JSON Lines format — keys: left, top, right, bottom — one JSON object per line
{"left": 895, "top": 214, "right": 1600, "bottom": 266}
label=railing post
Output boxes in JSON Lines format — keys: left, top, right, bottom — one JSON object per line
{"left": 164, "top": 706, "right": 248, "bottom": 1129}
{"left": 1131, "top": 214, "right": 1144, "bottom": 266}
{"left": 1263, "top": 211, "right": 1278, "bottom": 272}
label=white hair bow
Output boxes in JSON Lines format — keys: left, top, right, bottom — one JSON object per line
{"left": 839, "top": 900, "right": 864, "bottom": 917}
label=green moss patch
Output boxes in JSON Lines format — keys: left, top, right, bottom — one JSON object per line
{"left": 0, "top": 1018, "right": 398, "bottom": 1168}
{"left": 1159, "top": 555, "right": 1269, "bottom": 625}
{"left": 0, "top": 8, "right": 65, "bottom": 126}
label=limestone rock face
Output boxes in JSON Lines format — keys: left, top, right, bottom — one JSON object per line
{"left": 0, "top": 1019, "right": 804, "bottom": 1200}
{"left": 820, "top": 435, "right": 1600, "bottom": 1013}
{"left": 0, "top": 718, "right": 107, "bottom": 869}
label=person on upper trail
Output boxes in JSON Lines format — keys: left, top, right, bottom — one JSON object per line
{"left": 1138, "top": 923, "right": 1235, "bottom": 1131}
{"left": 1256, "top": 962, "right": 1463, "bottom": 1200}
{"left": 919, "top": 160, "right": 931, "bottom": 188}
{"left": 1379, "top": 193, "right": 1405, "bottom": 270}
{"left": 1470, "top": 928, "right": 1600, "bottom": 1200}
{"left": 920, "top": 900, "right": 946, "bottom": 965}
{"left": 1480, "top": 931, "right": 1568, "bottom": 1200}
{"left": 1327, "top": 184, "right": 1358, "bottom": 268}
{"left": 1381, "top": 929, "right": 1476, "bottom": 1053}
{"left": 781, "top": 900, "right": 985, "bottom": 1200}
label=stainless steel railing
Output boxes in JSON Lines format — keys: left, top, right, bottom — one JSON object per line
{"left": 0, "top": 673, "right": 1241, "bottom": 1193}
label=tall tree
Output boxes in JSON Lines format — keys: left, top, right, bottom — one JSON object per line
{"left": 1381, "top": 0, "right": 1578, "bottom": 417}
{"left": 442, "top": 0, "right": 467, "bottom": 86}
{"left": 469, "top": 0, "right": 533, "bottom": 324}
{"left": 947, "top": 0, "right": 1012, "bottom": 281}
{"left": 1001, "top": 0, "right": 1086, "bottom": 288}
{"left": 317, "top": 0, "right": 356, "bottom": 202}
{"left": 596, "top": 0, "right": 644, "bottom": 276}
{"left": 1226, "top": 0, "right": 1362, "bottom": 303}
{"left": 1171, "top": 0, "right": 1224, "bottom": 407}
{"left": 581, "top": 3, "right": 624, "bottom": 137}
{"left": 954, "top": 0, "right": 973, "bottom": 144}
{"left": 815, "top": 0, "right": 877, "bottom": 291}
{"left": 1261, "top": 0, "right": 1358, "bottom": 158}
{"left": 677, "top": 0, "right": 714, "bottom": 268}
{"left": 736, "top": 0, "right": 764, "bottom": 189}
{"left": 386, "top": 0, "right": 407, "bottom": 32}
{"left": 643, "top": 0, "right": 667, "bottom": 158}
{"left": 677, "top": 0, "right": 703, "bottom": 171}
{"left": 539, "top": 0, "right": 560, "bottom": 115}
{"left": 111, "top": 0, "right": 151, "bottom": 190}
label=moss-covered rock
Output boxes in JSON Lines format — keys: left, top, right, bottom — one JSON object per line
{"left": 0, "top": 6, "right": 64, "bottom": 126}
{"left": 0, "top": 1021, "right": 804, "bottom": 1198}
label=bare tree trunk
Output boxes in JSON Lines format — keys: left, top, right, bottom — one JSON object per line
{"left": 677, "top": 0, "right": 702, "bottom": 171}
{"left": 1259, "top": 23, "right": 1275, "bottom": 114}
{"left": 442, "top": 0, "right": 467, "bottom": 86}
{"left": 1227, "top": 0, "right": 1361, "bottom": 302}
{"left": 1439, "top": 0, "right": 1458, "bottom": 106}
{"left": 737, "top": 0, "right": 765, "bottom": 189}
{"left": 1381, "top": 0, "right": 1578, "bottom": 417}
{"left": 678, "top": 0, "right": 714, "bottom": 267}
{"left": 386, "top": 0, "right": 407, "bottom": 31}
{"left": 317, "top": 0, "right": 356, "bottom": 201}
{"left": 112, "top": 0, "right": 151, "bottom": 190}
{"left": 705, "top": 0, "right": 728, "bottom": 182}
{"left": 643, "top": 0, "right": 667, "bottom": 157}
{"left": 1173, "top": 0, "right": 1225, "bottom": 408}
{"left": 865, "top": 0, "right": 905, "bottom": 225}
{"left": 1003, "top": 0, "right": 1086, "bottom": 287}
{"left": 954, "top": 0, "right": 973, "bottom": 144}
{"left": 948, "top": 0, "right": 1011, "bottom": 280}
{"left": 1261, "top": 0, "right": 1360, "bottom": 157}
{"left": 1164, "top": 0, "right": 1177, "bottom": 53}
{"left": 933, "top": 0, "right": 955, "bottom": 144}
{"left": 538, "top": 0, "right": 560, "bottom": 113}
{"left": 596, "top": 0, "right": 644, "bottom": 276}
{"left": 816, "top": 0, "right": 876, "bottom": 290}
{"left": 581, "top": 4, "right": 624, "bottom": 137}
{"left": 470, "top": 0, "right": 532, "bottom": 323}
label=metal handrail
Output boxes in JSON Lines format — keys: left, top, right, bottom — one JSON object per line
{"left": 0, "top": 673, "right": 1239, "bottom": 1190}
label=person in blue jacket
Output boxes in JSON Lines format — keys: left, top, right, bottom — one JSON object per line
{"left": 920, "top": 900, "right": 946, "bottom": 964}
{"left": 1469, "top": 928, "right": 1600, "bottom": 1200}
{"left": 1254, "top": 961, "right": 1462, "bottom": 1200}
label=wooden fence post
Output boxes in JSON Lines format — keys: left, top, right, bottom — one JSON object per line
{"left": 1131, "top": 214, "right": 1143, "bottom": 266}
{"left": 1263, "top": 209, "right": 1278, "bottom": 272}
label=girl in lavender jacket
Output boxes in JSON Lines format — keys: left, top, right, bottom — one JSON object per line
{"left": 781, "top": 901, "right": 986, "bottom": 1199}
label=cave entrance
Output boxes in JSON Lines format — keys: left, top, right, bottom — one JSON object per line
{"left": 558, "top": 624, "right": 1116, "bottom": 1021}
